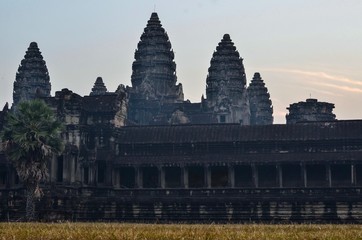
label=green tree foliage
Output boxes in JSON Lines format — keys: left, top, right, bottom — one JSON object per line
{"left": 0, "top": 99, "right": 63, "bottom": 221}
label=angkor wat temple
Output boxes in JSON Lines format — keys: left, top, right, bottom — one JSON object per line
{"left": 1, "top": 12, "right": 362, "bottom": 222}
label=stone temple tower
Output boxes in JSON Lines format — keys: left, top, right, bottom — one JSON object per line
{"left": 128, "top": 12, "right": 184, "bottom": 125}
{"left": 130, "top": 12, "right": 183, "bottom": 103}
{"left": 247, "top": 72, "right": 273, "bottom": 125}
{"left": 90, "top": 77, "right": 108, "bottom": 96}
{"left": 13, "top": 42, "right": 51, "bottom": 107}
{"left": 205, "top": 34, "right": 250, "bottom": 124}
{"left": 286, "top": 98, "right": 336, "bottom": 124}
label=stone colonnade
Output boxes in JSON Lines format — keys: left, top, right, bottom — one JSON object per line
{"left": 108, "top": 163, "right": 359, "bottom": 189}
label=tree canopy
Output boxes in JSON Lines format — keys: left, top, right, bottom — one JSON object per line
{"left": 1, "top": 99, "right": 64, "bottom": 220}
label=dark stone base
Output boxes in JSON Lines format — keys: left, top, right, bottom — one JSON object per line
{"left": 1, "top": 187, "right": 361, "bottom": 223}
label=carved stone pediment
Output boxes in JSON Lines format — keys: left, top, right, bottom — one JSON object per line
{"left": 215, "top": 98, "right": 231, "bottom": 114}
{"left": 169, "top": 109, "right": 190, "bottom": 125}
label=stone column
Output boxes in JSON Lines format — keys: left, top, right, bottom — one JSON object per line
{"left": 107, "top": 163, "right": 113, "bottom": 186}
{"left": 69, "top": 156, "right": 75, "bottom": 183}
{"left": 182, "top": 166, "right": 189, "bottom": 189}
{"left": 277, "top": 164, "right": 283, "bottom": 188}
{"left": 5, "top": 167, "right": 10, "bottom": 188}
{"left": 326, "top": 164, "right": 332, "bottom": 187}
{"left": 228, "top": 165, "right": 235, "bottom": 188}
{"left": 205, "top": 165, "right": 211, "bottom": 188}
{"left": 135, "top": 167, "right": 143, "bottom": 188}
{"left": 7, "top": 169, "right": 14, "bottom": 187}
{"left": 112, "top": 168, "right": 120, "bottom": 188}
{"left": 351, "top": 164, "right": 356, "bottom": 186}
{"left": 74, "top": 156, "right": 82, "bottom": 183}
{"left": 83, "top": 166, "right": 90, "bottom": 185}
{"left": 63, "top": 156, "right": 69, "bottom": 183}
{"left": 159, "top": 166, "right": 165, "bottom": 189}
{"left": 50, "top": 156, "right": 57, "bottom": 183}
{"left": 111, "top": 168, "right": 116, "bottom": 187}
{"left": 81, "top": 167, "right": 85, "bottom": 184}
{"left": 301, "top": 163, "right": 307, "bottom": 188}
{"left": 252, "top": 164, "right": 258, "bottom": 188}
{"left": 89, "top": 166, "right": 95, "bottom": 185}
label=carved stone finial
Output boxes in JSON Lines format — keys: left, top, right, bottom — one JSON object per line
{"left": 223, "top": 34, "right": 231, "bottom": 41}
{"left": 29, "top": 42, "right": 38, "bottom": 48}
{"left": 145, "top": 12, "right": 162, "bottom": 29}
{"left": 254, "top": 72, "right": 261, "bottom": 79}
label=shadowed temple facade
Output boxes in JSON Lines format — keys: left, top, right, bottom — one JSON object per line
{"left": 1, "top": 12, "right": 362, "bottom": 222}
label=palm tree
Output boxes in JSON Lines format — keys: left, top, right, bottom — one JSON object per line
{"left": 1, "top": 99, "right": 63, "bottom": 221}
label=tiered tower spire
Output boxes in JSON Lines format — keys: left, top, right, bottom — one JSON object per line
{"left": 13, "top": 42, "right": 51, "bottom": 106}
{"left": 130, "top": 12, "right": 183, "bottom": 102}
{"left": 205, "top": 34, "right": 250, "bottom": 124}
{"left": 90, "top": 77, "right": 108, "bottom": 96}
{"left": 247, "top": 72, "right": 273, "bottom": 125}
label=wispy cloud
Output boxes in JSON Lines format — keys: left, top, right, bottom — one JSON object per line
{"left": 262, "top": 68, "right": 362, "bottom": 93}
{"left": 311, "top": 81, "right": 362, "bottom": 93}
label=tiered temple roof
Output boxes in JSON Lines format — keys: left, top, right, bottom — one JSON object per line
{"left": 247, "top": 72, "right": 273, "bottom": 125}
{"left": 205, "top": 34, "right": 250, "bottom": 124}
{"left": 90, "top": 77, "right": 108, "bottom": 96}
{"left": 13, "top": 42, "right": 51, "bottom": 106}
{"left": 116, "top": 120, "right": 362, "bottom": 144}
{"left": 130, "top": 12, "right": 183, "bottom": 102}
{"left": 206, "top": 34, "right": 247, "bottom": 100}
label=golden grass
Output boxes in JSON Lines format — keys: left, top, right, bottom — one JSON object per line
{"left": 0, "top": 223, "right": 362, "bottom": 240}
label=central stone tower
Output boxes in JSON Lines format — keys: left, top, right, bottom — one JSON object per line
{"left": 130, "top": 12, "right": 183, "bottom": 102}
{"left": 128, "top": 12, "right": 184, "bottom": 125}
{"left": 205, "top": 34, "right": 250, "bottom": 124}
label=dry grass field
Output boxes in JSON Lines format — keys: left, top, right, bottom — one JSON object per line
{"left": 0, "top": 223, "right": 362, "bottom": 240}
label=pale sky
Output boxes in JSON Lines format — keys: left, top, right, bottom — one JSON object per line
{"left": 1, "top": 0, "right": 362, "bottom": 123}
